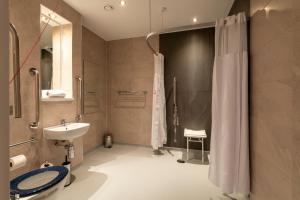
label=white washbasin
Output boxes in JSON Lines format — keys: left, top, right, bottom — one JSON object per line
{"left": 43, "top": 123, "right": 90, "bottom": 142}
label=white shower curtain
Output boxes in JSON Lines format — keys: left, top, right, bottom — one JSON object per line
{"left": 151, "top": 53, "right": 167, "bottom": 150}
{"left": 209, "top": 13, "right": 250, "bottom": 195}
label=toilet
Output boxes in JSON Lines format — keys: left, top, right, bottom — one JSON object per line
{"left": 10, "top": 166, "right": 68, "bottom": 200}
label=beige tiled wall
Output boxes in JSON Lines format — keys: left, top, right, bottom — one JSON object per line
{"left": 9, "top": 0, "right": 83, "bottom": 178}
{"left": 108, "top": 36, "right": 158, "bottom": 146}
{"left": 250, "top": 0, "right": 300, "bottom": 199}
{"left": 8, "top": 0, "right": 152, "bottom": 179}
{"left": 82, "top": 27, "right": 108, "bottom": 153}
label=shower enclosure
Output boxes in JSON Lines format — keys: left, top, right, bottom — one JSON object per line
{"left": 160, "top": 28, "right": 215, "bottom": 151}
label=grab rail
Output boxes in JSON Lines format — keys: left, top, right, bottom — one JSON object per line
{"left": 76, "top": 76, "right": 83, "bottom": 121}
{"left": 9, "top": 137, "right": 37, "bottom": 148}
{"left": 29, "top": 68, "right": 40, "bottom": 129}
{"left": 9, "top": 23, "right": 22, "bottom": 118}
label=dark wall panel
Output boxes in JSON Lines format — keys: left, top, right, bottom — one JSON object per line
{"left": 160, "top": 28, "right": 215, "bottom": 150}
{"left": 229, "top": 0, "right": 250, "bottom": 16}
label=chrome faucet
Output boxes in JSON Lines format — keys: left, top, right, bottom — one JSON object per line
{"left": 61, "top": 119, "right": 66, "bottom": 126}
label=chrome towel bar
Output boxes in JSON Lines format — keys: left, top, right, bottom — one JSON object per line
{"left": 118, "top": 90, "right": 147, "bottom": 95}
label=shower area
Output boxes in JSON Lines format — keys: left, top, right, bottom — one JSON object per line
{"left": 147, "top": 0, "right": 250, "bottom": 194}
{"left": 160, "top": 27, "right": 215, "bottom": 153}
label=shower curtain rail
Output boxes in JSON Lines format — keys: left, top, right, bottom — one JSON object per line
{"left": 146, "top": 32, "right": 158, "bottom": 55}
{"left": 146, "top": 14, "right": 250, "bottom": 54}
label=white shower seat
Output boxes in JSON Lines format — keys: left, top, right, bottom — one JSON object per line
{"left": 184, "top": 129, "right": 207, "bottom": 163}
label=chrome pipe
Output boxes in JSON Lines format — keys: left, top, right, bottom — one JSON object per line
{"left": 9, "top": 23, "right": 21, "bottom": 118}
{"left": 76, "top": 76, "right": 83, "bottom": 121}
{"left": 29, "top": 68, "right": 40, "bottom": 129}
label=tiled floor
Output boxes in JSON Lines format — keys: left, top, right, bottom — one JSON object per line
{"left": 58, "top": 145, "right": 248, "bottom": 200}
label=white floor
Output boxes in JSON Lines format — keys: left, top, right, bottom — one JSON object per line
{"left": 58, "top": 145, "right": 248, "bottom": 200}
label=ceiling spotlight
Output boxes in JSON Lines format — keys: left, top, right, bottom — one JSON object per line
{"left": 193, "top": 17, "right": 198, "bottom": 23}
{"left": 120, "top": 0, "right": 126, "bottom": 7}
{"left": 104, "top": 4, "right": 114, "bottom": 11}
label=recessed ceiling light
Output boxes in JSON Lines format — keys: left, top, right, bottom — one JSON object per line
{"left": 120, "top": 0, "right": 126, "bottom": 7}
{"left": 104, "top": 4, "right": 114, "bottom": 11}
{"left": 193, "top": 17, "right": 198, "bottom": 23}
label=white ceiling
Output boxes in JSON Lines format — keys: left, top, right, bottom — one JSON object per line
{"left": 63, "top": 0, "right": 235, "bottom": 41}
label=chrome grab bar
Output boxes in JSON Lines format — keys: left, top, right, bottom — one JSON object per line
{"left": 9, "top": 137, "right": 37, "bottom": 148}
{"left": 76, "top": 76, "right": 83, "bottom": 121}
{"left": 9, "top": 23, "right": 22, "bottom": 118}
{"left": 29, "top": 68, "right": 40, "bottom": 129}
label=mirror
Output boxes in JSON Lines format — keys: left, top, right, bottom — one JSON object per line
{"left": 40, "top": 5, "right": 73, "bottom": 101}
{"left": 40, "top": 20, "right": 55, "bottom": 90}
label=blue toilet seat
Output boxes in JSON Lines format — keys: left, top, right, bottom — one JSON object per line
{"left": 10, "top": 166, "right": 68, "bottom": 198}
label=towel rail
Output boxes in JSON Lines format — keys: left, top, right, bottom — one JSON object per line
{"left": 116, "top": 90, "right": 147, "bottom": 108}
{"left": 118, "top": 90, "right": 147, "bottom": 95}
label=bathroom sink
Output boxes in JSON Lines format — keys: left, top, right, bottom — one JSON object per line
{"left": 43, "top": 123, "right": 90, "bottom": 142}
